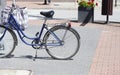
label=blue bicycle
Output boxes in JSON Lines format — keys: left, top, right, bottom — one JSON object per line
{"left": 0, "top": 4, "right": 80, "bottom": 60}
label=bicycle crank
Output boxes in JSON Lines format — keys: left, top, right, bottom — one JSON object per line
{"left": 31, "top": 39, "right": 41, "bottom": 49}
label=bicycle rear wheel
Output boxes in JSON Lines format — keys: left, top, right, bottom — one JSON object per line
{"left": 43, "top": 25, "right": 80, "bottom": 60}
{"left": 0, "top": 25, "right": 17, "bottom": 58}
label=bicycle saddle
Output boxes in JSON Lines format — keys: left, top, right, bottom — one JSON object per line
{"left": 40, "top": 10, "right": 54, "bottom": 18}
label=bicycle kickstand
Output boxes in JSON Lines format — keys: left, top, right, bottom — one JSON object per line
{"left": 33, "top": 49, "right": 38, "bottom": 61}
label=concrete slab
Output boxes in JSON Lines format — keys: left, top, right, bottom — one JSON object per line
{"left": 0, "top": 70, "right": 32, "bottom": 75}
{"left": 0, "top": 24, "right": 102, "bottom": 75}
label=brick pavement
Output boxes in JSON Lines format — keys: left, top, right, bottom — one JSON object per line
{"left": 6, "top": 1, "right": 120, "bottom": 75}
{"left": 85, "top": 23, "right": 120, "bottom": 75}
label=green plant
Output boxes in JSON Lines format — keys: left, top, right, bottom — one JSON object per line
{"left": 78, "top": 0, "right": 98, "bottom": 8}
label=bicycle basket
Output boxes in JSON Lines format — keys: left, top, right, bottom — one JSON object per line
{"left": 1, "top": 6, "right": 10, "bottom": 24}
{"left": 1, "top": 6, "right": 29, "bottom": 30}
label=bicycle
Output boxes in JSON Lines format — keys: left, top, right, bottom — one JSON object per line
{"left": 0, "top": 3, "right": 80, "bottom": 60}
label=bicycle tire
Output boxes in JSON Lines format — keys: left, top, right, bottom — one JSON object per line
{"left": 43, "top": 25, "right": 80, "bottom": 60}
{"left": 0, "top": 25, "right": 17, "bottom": 58}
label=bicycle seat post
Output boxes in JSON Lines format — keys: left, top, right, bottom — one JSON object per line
{"left": 40, "top": 10, "right": 54, "bottom": 25}
{"left": 43, "top": 17, "right": 48, "bottom": 25}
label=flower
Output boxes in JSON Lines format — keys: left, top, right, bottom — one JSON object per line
{"left": 78, "top": 0, "right": 98, "bottom": 8}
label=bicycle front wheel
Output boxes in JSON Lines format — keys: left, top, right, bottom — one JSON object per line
{"left": 0, "top": 25, "right": 17, "bottom": 58}
{"left": 44, "top": 25, "right": 80, "bottom": 60}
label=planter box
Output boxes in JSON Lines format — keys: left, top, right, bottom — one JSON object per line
{"left": 78, "top": 6, "right": 94, "bottom": 23}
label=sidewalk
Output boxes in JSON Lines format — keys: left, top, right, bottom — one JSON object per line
{"left": 7, "top": 1, "right": 78, "bottom": 10}
{"left": 4, "top": 1, "right": 120, "bottom": 75}
{"left": 85, "top": 23, "right": 120, "bottom": 75}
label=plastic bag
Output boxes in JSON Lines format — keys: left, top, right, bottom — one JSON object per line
{"left": 1, "top": 6, "right": 29, "bottom": 30}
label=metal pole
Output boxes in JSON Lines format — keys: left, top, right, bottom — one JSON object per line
{"left": 44, "top": 0, "right": 47, "bottom": 4}
{"left": 106, "top": 0, "right": 109, "bottom": 24}
{"left": 106, "top": 14, "right": 109, "bottom": 24}
{"left": 0, "top": 0, "right": 1, "bottom": 5}
{"left": 12, "top": 0, "right": 16, "bottom": 5}
{"left": 115, "top": 0, "right": 117, "bottom": 7}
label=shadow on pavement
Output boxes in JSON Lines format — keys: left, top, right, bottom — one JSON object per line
{"left": 3, "top": 55, "right": 73, "bottom": 61}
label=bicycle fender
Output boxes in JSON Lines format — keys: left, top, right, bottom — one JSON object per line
{"left": 9, "top": 29, "right": 18, "bottom": 46}
{"left": 54, "top": 23, "right": 80, "bottom": 40}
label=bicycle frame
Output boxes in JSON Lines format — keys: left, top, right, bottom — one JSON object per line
{"left": 6, "top": 13, "right": 62, "bottom": 47}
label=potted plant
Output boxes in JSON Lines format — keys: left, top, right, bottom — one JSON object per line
{"left": 77, "top": 0, "right": 98, "bottom": 23}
